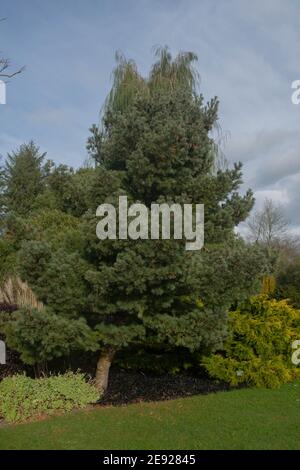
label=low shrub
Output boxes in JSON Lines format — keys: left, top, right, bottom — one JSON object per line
{"left": 202, "top": 296, "right": 300, "bottom": 388}
{"left": 0, "top": 306, "right": 97, "bottom": 370}
{"left": 0, "top": 372, "right": 99, "bottom": 423}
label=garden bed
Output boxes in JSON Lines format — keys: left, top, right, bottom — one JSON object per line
{"left": 100, "top": 368, "right": 232, "bottom": 405}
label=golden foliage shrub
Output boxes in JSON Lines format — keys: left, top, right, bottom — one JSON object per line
{"left": 203, "top": 296, "right": 300, "bottom": 388}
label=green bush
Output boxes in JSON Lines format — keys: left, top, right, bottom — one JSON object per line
{"left": 202, "top": 296, "right": 300, "bottom": 388}
{"left": 276, "top": 261, "right": 300, "bottom": 308}
{"left": 0, "top": 306, "right": 97, "bottom": 368}
{"left": 0, "top": 372, "right": 99, "bottom": 423}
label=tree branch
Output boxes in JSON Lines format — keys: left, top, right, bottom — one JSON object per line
{"left": 0, "top": 18, "right": 25, "bottom": 80}
{"left": 0, "top": 65, "right": 25, "bottom": 79}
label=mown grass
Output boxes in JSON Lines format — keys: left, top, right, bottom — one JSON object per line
{"left": 0, "top": 381, "right": 299, "bottom": 450}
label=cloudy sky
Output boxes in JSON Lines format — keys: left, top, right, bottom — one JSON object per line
{"left": 1, "top": 0, "right": 300, "bottom": 230}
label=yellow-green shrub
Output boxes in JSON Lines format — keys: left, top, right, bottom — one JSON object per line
{"left": 202, "top": 296, "right": 300, "bottom": 388}
{"left": 261, "top": 275, "right": 276, "bottom": 296}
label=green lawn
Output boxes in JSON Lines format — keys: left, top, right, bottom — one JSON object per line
{"left": 0, "top": 381, "right": 299, "bottom": 450}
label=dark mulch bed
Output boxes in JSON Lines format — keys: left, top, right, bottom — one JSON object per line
{"left": 100, "top": 368, "right": 232, "bottom": 406}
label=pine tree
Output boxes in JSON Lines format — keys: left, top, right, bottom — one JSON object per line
{"left": 83, "top": 49, "right": 264, "bottom": 391}
{"left": 0, "top": 142, "right": 46, "bottom": 219}
{"left": 10, "top": 49, "right": 265, "bottom": 392}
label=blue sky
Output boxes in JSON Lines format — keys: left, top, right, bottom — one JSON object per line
{"left": 1, "top": 0, "right": 300, "bottom": 229}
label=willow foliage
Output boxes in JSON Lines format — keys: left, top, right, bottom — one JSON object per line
{"left": 102, "top": 46, "right": 200, "bottom": 121}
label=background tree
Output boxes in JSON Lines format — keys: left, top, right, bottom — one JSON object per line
{"left": 0, "top": 142, "right": 47, "bottom": 218}
{"left": 276, "top": 260, "right": 300, "bottom": 308}
{"left": 246, "top": 198, "right": 300, "bottom": 293}
{"left": 0, "top": 17, "right": 24, "bottom": 80}
{"left": 247, "top": 198, "right": 289, "bottom": 248}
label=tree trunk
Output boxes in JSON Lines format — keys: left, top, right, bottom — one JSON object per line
{"left": 95, "top": 347, "right": 116, "bottom": 394}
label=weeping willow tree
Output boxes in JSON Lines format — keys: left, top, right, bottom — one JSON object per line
{"left": 87, "top": 46, "right": 206, "bottom": 165}
{"left": 103, "top": 51, "right": 148, "bottom": 118}
{"left": 106, "top": 47, "right": 199, "bottom": 115}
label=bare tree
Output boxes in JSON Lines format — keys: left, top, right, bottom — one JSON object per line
{"left": 247, "top": 198, "right": 289, "bottom": 248}
{"left": 0, "top": 17, "right": 24, "bottom": 80}
{"left": 0, "top": 57, "right": 24, "bottom": 79}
